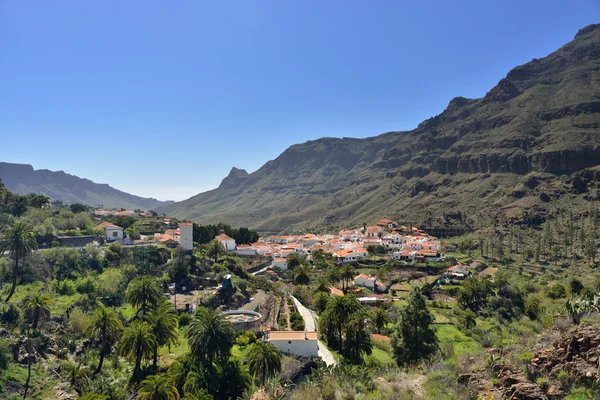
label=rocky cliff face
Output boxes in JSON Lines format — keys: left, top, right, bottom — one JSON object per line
{"left": 159, "top": 25, "right": 600, "bottom": 232}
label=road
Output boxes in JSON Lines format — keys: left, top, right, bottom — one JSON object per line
{"left": 251, "top": 266, "right": 269, "bottom": 276}
{"left": 290, "top": 295, "right": 337, "bottom": 366}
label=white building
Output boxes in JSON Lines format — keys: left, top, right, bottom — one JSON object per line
{"left": 354, "top": 273, "right": 377, "bottom": 290}
{"left": 215, "top": 233, "right": 236, "bottom": 252}
{"left": 268, "top": 331, "right": 318, "bottom": 358}
{"left": 179, "top": 222, "right": 193, "bottom": 251}
{"left": 271, "top": 258, "right": 288, "bottom": 270}
{"left": 236, "top": 244, "right": 256, "bottom": 256}
{"left": 95, "top": 221, "right": 123, "bottom": 242}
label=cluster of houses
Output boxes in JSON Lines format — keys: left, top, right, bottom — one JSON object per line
{"left": 93, "top": 209, "right": 154, "bottom": 218}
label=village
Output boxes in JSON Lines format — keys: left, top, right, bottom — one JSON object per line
{"left": 91, "top": 214, "right": 484, "bottom": 364}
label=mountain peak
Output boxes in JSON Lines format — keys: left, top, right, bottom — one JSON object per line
{"left": 219, "top": 167, "right": 249, "bottom": 189}
{"left": 575, "top": 24, "right": 600, "bottom": 39}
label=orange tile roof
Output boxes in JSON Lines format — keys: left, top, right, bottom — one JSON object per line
{"left": 372, "top": 334, "right": 391, "bottom": 342}
{"left": 269, "top": 331, "right": 318, "bottom": 341}
{"left": 180, "top": 222, "right": 193, "bottom": 226}
{"left": 95, "top": 221, "right": 121, "bottom": 230}
{"left": 216, "top": 233, "right": 234, "bottom": 241}
{"left": 330, "top": 286, "right": 344, "bottom": 296}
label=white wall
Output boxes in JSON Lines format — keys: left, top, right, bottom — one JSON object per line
{"left": 180, "top": 224, "right": 193, "bottom": 250}
{"left": 270, "top": 339, "right": 318, "bottom": 358}
{"left": 106, "top": 227, "right": 123, "bottom": 241}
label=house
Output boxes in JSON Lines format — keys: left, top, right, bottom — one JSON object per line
{"left": 445, "top": 264, "right": 471, "bottom": 280}
{"left": 335, "top": 249, "right": 359, "bottom": 264}
{"left": 179, "top": 222, "right": 193, "bottom": 251}
{"left": 215, "top": 233, "right": 236, "bottom": 252}
{"left": 236, "top": 244, "right": 256, "bottom": 256}
{"left": 95, "top": 221, "right": 123, "bottom": 242}
{"left": 377, "top": 219, "right": 396, "bottom": 229}
{"left": 365, "top": 226, "right": 382, "bottom": 238}
{"left": 158, "top": 235, "right": 179, "bottom": 248}
{"left": 267, "top": 331, "right": 318, "bottom": 358}
{"left": 393, "top": 248, "right": 415, "bottom": 260}
{"left": 354, "top": 273, "right": 377, "bottom": 290}
{"left": 329, "top": 286, "right": 344, "bottom": 296}
{"left": 271, "top": 258, "right": 288, "bottom": 270}
{"left": 339, "top": 230, "right": 359, "bottom": 242}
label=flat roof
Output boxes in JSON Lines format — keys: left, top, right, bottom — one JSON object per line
{"left": 269, "top": 331, "right": 317, "bottom": 341}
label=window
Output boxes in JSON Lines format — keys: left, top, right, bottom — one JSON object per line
{"left": 288, "top": 341, "right": 292, "bottom": 344}
{"left": 112, "top": 231, "right": 118, "bottom": 237}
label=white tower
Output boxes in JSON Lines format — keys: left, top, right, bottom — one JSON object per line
{"left": 179, "top": 222, "right": 193, "bottom": 251}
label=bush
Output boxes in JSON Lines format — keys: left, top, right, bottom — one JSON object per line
{"left": 546, "top": 283, "right": 566, "bottom": 299}
{"left": 56, "top": 280, "right": 76, "bottom": 295}
{"left": 0, "top": 339, "right": 10, "bottom": 370}
{"left": 235, "top": 330, "right": 257, "bottom": 347}
{"left": 0, "top": 303, "right": 21, "bottom": 325}
{"left": 179, "top": 313, "right": 191, "bottom": 327}
{"left": 290, "top": 311, "right": 305, "bottom": 331}
{"left": 536, "top": 377, "right": 549, "bottom": 392}
{"left": 69, "top": 309, "right": 89, "bottom": 334}
{"left": 76, "top": 277, "right": 98, "bottom": 294}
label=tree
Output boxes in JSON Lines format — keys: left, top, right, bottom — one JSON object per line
{"left": 10, "top": 196, "right": 28, "bottom": 216}
{"left": 391, "top": 288, "right": 438, "bottom": 366}
{"left": 340, "top": 264, "right": 355, "bottom": 291}
{"left": 206, "top": 240, "right": 225, "bottom": 263}
{"left": 314, "top": 279, "right": 329, "bottom": 294}
{"left": 1, "top": 221, "right": 38, "bottom": 302}
{"left": 327, "top": 267, "right": 341, "bottom": 288}
{"left": 287, "top": 253, "right": 306, "bottom": 270}
{"left": 119, "top": 321, "right": 156, "bottom": 380}
{"left": 524, "top": 295, "right": 544, "bottom": 321}
{"left": 372, "top": 307, "right": 390, "bottom": 334}
{"left": 22, "top": 292, "right": 52, "bottom": 330}
{"left": 313, "top": 292, "right": 330, "bottom": 313}
{"left": 344, "top": 310, "right": 373, "bottom": 364}
{"left": 187, "top": 307, "right": 234, "bottom": 365}
{"left": 138, "top": 373, "right": 180, "bottom": 400}
{"left": 293, "top": 265, "right": 310, "bottom": 285}
{"left": 86, "top": 306, "right": 123, "bottom": 375}
{"left": 126, "top": 276, "right": 162, "bottom": 316}
{"left": 570, "top": 278, "right": 584, "bottom": 296}
{"left": 246, "top": 342, "right": 282, "bottom": 385}
{"left": 457, "top": 277, "right": 491, "bottom": 312}
{"left": 458, "top": 309, "right": 477, "bottom": 331}
{"left": 319, "top": 295, "right": 361, "bottom": 351}
{"left": 145, "top": 299, "right": 179, "bottom": 368}
{"left": 218, "top": 359, "right": 251, "bottom": 399}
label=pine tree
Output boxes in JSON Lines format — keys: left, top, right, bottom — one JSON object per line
{"left": 391, "top": 288, "right": 438, "bottom": 366}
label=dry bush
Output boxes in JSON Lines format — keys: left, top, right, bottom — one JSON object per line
{"left": 69, "top": 309, "right": 89, "bottom": 334}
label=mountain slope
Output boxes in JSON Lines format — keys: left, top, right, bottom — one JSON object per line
{"left": 0, "top": 163, "right": 173, "bottom": 210}
{"left": 159, "top": 25, "right": 600, "bottom": 232}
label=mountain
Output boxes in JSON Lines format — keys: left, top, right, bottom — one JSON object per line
{"left": 159, "top": 25, "right": 600, "bottom": 233}
{"left": 0, "top": 162, "right": 173, "bottom": 210}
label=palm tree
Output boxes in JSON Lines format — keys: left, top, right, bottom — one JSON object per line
{"left": 327, "top": 267, "right": 341, "bottom": 288}
{"left": 287, "top": 253, "right": 306, "bottom": 270}
{"left": 119, "top": 321, "right": 156, "bottom": 380}
{"left": 313, "top": 292, "right": 330, "bottom": 313}
{"left": 22, "top": 292, "right": 52, "bottom": 330}
{"left": 1, "top": 221, "right": 38, "bottom": 302}
{"left": 86, "top": 306, "right": 123, "bottom": 375}
{"left": 324, "top": 295, "right": 361, "bottom": 351}
{"left": 314, "top": 279, "right": 329, "bottom": 294}
{"left": 126, "top": 276, "right": 162, "bottom": 316}
{"left": 218, "top": 359, "right": 251, "bottom": 399}
{"left": 345, "top": 310, "right": 372, "bottom": 363}
{"left": 372, "top": 307, "right": 390, "bottom": 334}
{"left": 145, "top": 298, "right": 179, "bottom": 367}
{"left": 186, "top": 307, "right": 235, "bottom": 365}
{"left": 340, "top": 264, "right": 355, "bottom": 291}
{"left": 293, "top": 265, "right": 310, "bottom": 285}
{"left": 246, "top": 342, "right": 281, "bottom": 385}
{"left": 206, "top": 239, "right": 225, "bottom": 263}
{"left": 138, "top": 373, "right": 180, "bottom": 400}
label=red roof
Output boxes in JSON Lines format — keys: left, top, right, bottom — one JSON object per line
{"left": 372, "top": 334, "right": 391, "bottom": 342}
{"left": 329, "top": 286, "right": 344, "bottom": 296}
{"left": 95, "top": 221, "right": 121, "bottom": 230}
{"left": 216, "top": 233, "right": 234, "bottom": 241}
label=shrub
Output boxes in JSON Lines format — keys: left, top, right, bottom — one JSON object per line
{"left": 546, "top": 283, "right": 566, "bottom": 299}
{"left": 76, "top": 277, "right": 98, "bottom": 294}
{"left": 235, "top": 331, "right": 257, "bottom": 347}
{"left": 178, "top": 313, "right": 191, "bottom": 327}
{"left": 290, "top": 311, "right": 305, "bottom": 331}
{"left": 0, "top": 339, "right": 11, "bottom": 370}
{"left": 69, "top": 309, "right": 89, "bottom": 334}
{"left": 536, "top": 377, "right": 549, "bottom": 392}
{"left": 56, "top": 280, "right": 76, "bottom": 295}
{"left": 0, "top": 304, "right": 21, "bottom": 325}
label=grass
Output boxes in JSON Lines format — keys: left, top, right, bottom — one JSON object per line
{"left": 368, "top": 347, "right": 394, "bottom": 366}
{"left": 2, "top": 282, "right": 45, "bottom": 303}
{"left": 116, "top": 304, "right": 137, "bottom": 319}
{"left": 435, "top": 324, "right": 481, "bottom": 357}
{"left": 158, "top": 334, "right": 190, "bottom": 367}
{"left": 231, "top": 344, "right": 251, "bottom": 362}
{"left": 51, "top": 292, "right": 82, "bottom": 315}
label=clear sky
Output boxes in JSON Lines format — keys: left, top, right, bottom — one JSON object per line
{"left": 1, "top": 1, "right": 598, "bottom": 201}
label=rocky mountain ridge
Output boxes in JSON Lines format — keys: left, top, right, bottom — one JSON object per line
{"left": 160, "top": 25, "right": 600, "bottom": 231}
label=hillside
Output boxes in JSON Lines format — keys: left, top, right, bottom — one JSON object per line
{"left": 0, "top": 162, "right": 173, "bottom": 210}
{"left": 160, "top": 24, "right": 600, "bottom": 232}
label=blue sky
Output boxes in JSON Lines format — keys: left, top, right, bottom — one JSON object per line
{"left": 1, "top": 1, "right": 598, "bottom": 201}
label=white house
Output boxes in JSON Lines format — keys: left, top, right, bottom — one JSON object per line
{"left": 215, "top": 233, "right": 236, "bottom": 252}
{"left": 354, "top": 273, "right": 377, "bottom": 290}
{"left": 179, "top": 222, "right": 193, "bottom": 251}
{"left": 236, "top": 244, "right": 256, "bottom": 256}
{"left": 95, "top": 221, "right": 123, "bottom": 242}
{"left": 339, "top": 230, "right": 359, "bottom": 242}
{"left": 271, "top": 258, "right": 288, "bottom": 270}
{"left": 268, "top": 331, "right": 318, "bottom": 358}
